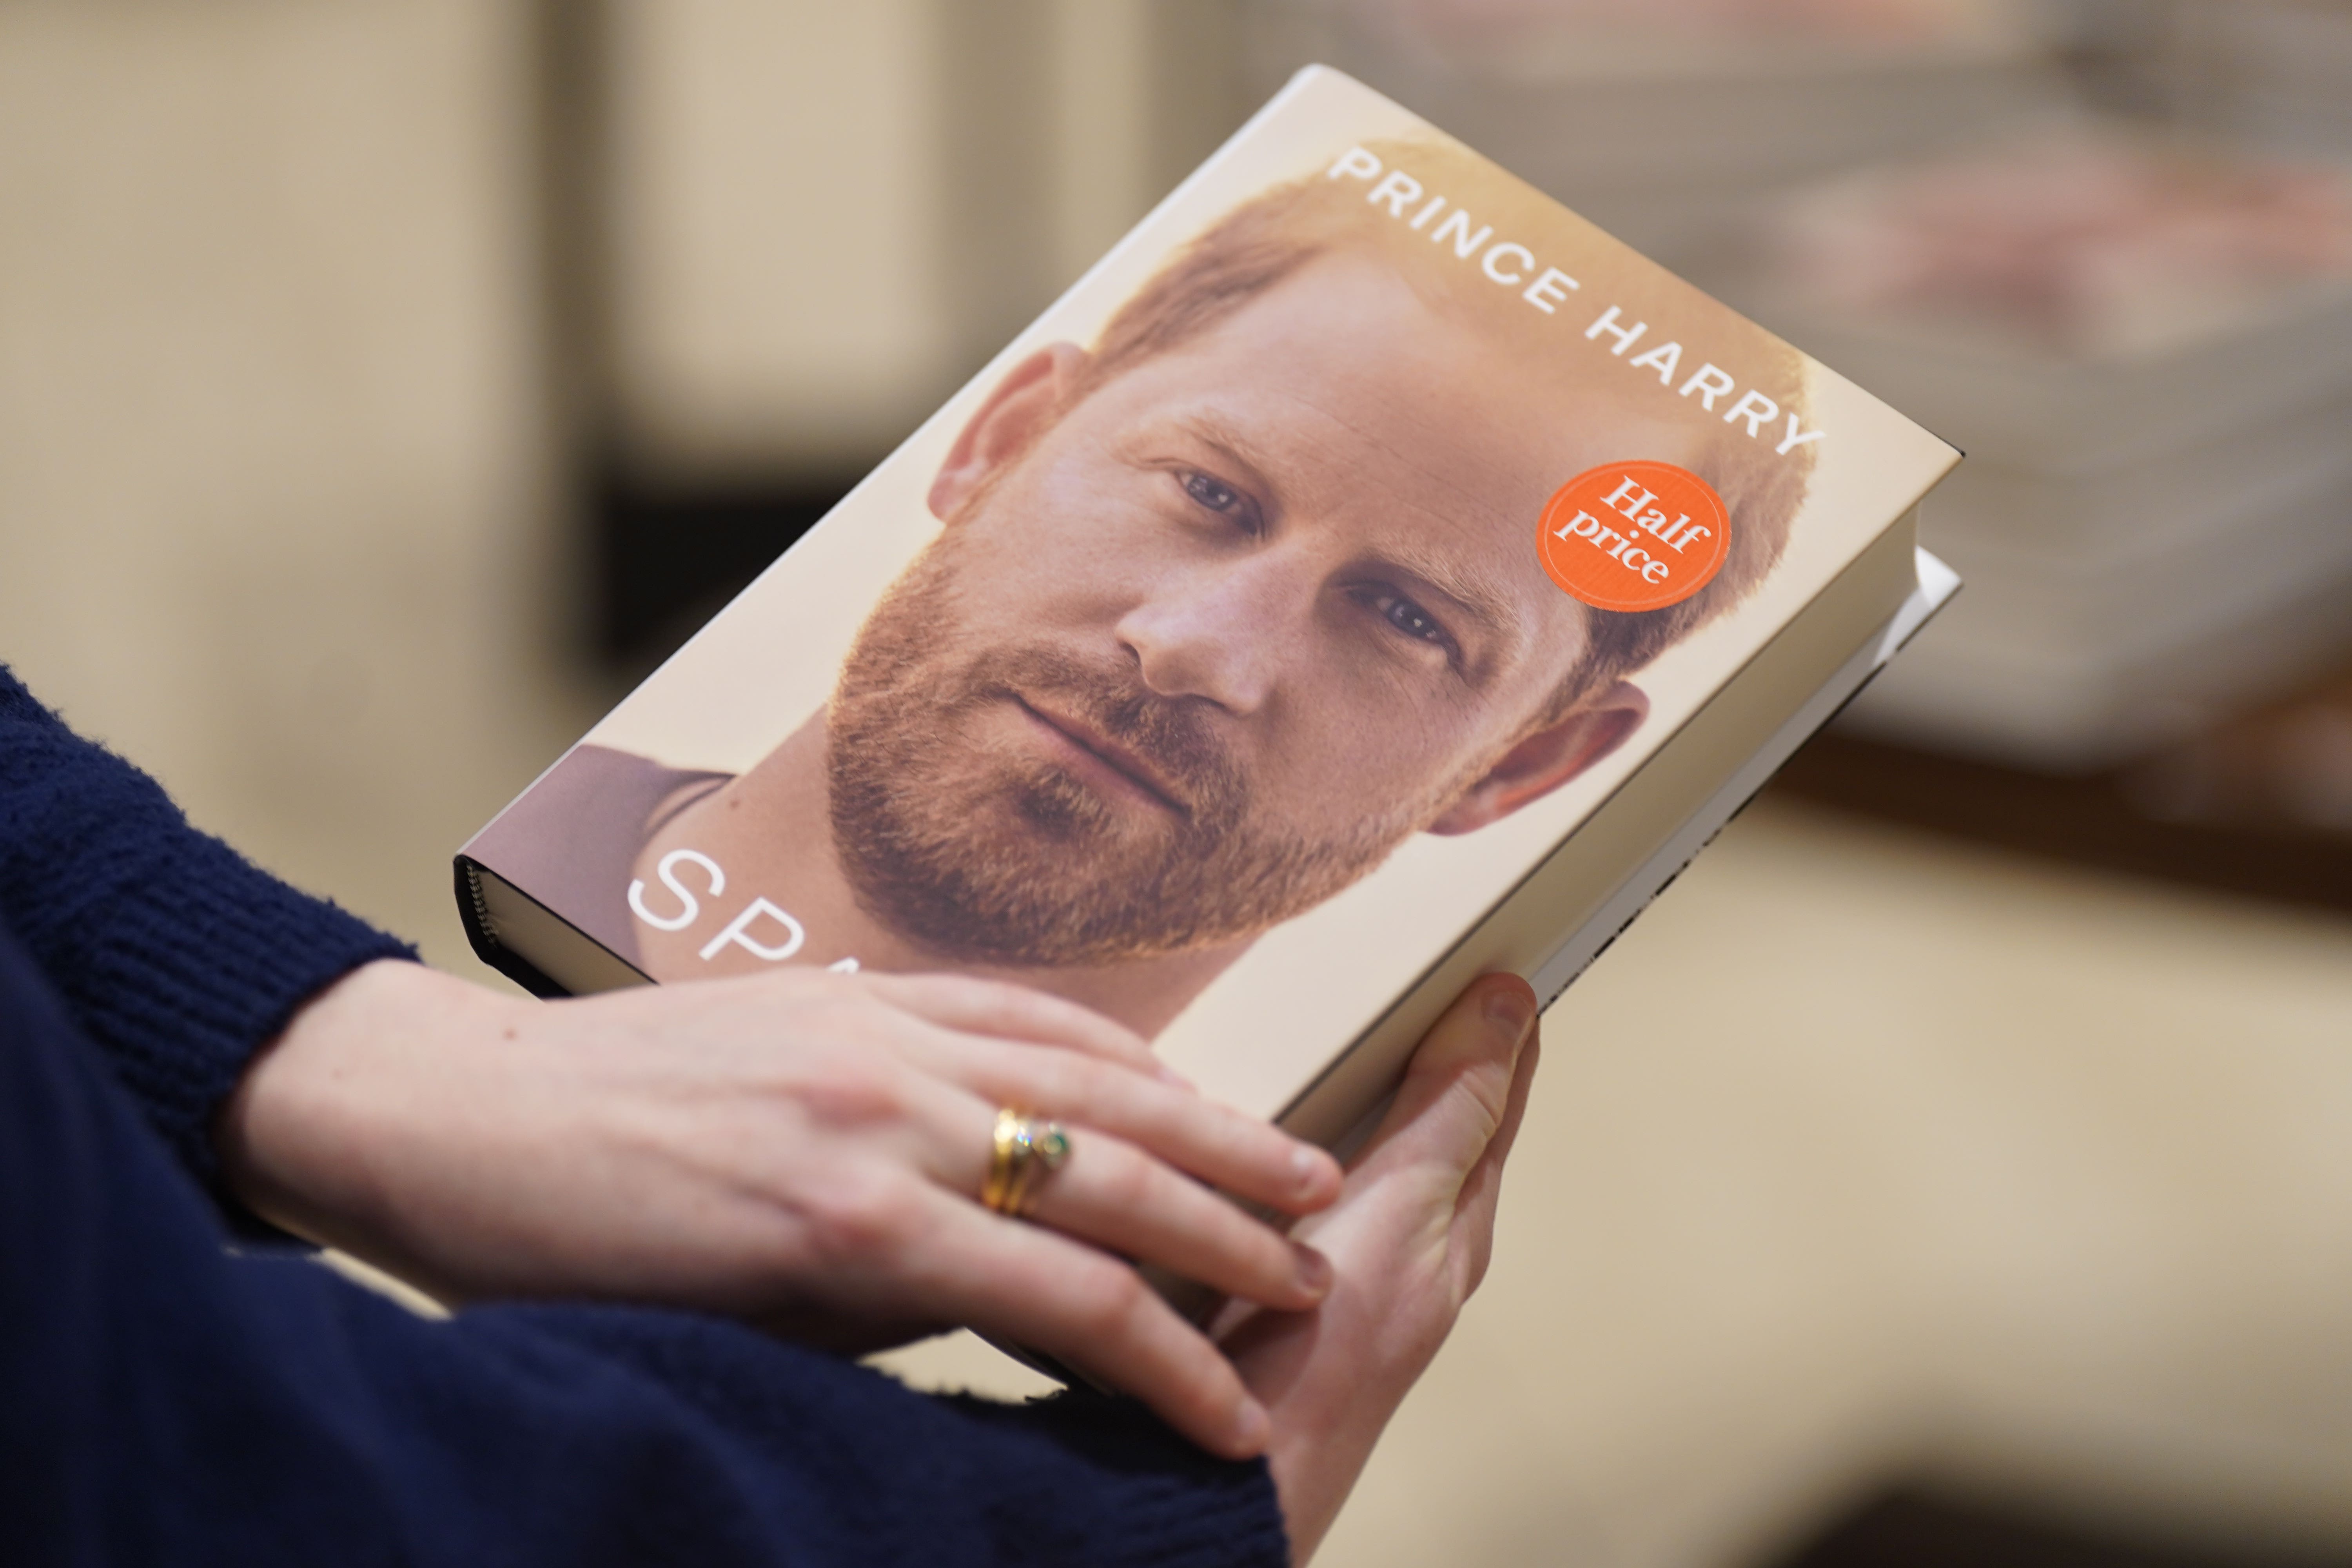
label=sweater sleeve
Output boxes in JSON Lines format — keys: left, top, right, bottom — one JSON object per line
{"left": 0, "top": 666, "right": 416, "bottom": 1187}
{"left": 2, "top": 908, "right": 1291, "bottom": 1568}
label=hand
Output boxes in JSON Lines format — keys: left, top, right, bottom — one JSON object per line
{"left": 217, "top": 960, "right": 1342, "bottom": 1457}
{"left": 1218, "top": 973, "right": 1542, "bottom": 1563}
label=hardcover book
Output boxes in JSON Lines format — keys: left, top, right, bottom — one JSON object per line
{"left": 457, "top": 66, "right": 1961, "bottom": 1148}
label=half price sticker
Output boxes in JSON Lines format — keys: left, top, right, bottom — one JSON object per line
{"left": 1536, "top": 461, "right": 1729, "bottom": 613}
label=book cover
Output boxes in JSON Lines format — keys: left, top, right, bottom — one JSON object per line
{"left": 459, "top": 66, "right": 1959, "bottom": 1128}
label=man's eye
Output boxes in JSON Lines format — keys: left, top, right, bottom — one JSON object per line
{"left": 1364, "top": 589, "right": 1451, "bottom": 649}
{"left": 1180, "top": 470, "right": 1241, "bottom": 513}
{"left": 1174, "top": 470, "right": 1264, "bottom": 537}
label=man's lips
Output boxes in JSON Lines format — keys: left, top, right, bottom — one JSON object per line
{"left": 1012, "top": 697, "right": 1191, "bottom": 817}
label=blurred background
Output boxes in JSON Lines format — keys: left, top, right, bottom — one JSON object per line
{"left": 3, "top": 1, "right": 2350, "bottom": 1564}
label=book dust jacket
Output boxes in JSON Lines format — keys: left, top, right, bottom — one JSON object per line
{"left": 460, "top": 67, "right": 1958, "bottom": 1124}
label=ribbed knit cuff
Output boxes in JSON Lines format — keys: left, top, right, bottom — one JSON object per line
{"left": 62, "top": 827, "right": 417, "bottom": 1186}
{"left": 0, "top": 668, "right": 416, "bottom": 1198}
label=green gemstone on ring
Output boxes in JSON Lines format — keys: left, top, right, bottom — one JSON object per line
{"left": 1035, "top": 1124, "right": 1071, "bottom": 1168}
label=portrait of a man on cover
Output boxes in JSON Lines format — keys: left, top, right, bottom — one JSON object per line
{"left": 468, "top": 138, "right": 1817, "bottom": 1036}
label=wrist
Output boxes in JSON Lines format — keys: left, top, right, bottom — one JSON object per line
{"left": 214, "top": 959, "right": 507, "bottom": 1254}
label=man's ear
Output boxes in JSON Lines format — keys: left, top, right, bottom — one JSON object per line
{"left": 929, "top": 343, "right": 1091, "bottom": 521}
{"left": 1426, "top": 681, "right": 1650, "bottom": 835}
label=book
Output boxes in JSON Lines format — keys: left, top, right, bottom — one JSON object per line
{"left": 455, "top": 65, "right": 1961, "bottom": 1150}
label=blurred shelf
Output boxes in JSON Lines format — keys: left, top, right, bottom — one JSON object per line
{"left": 1769, "top": 701, "right": 2352, "bottom": 917}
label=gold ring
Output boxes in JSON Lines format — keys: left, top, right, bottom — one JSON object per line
{"left": 982, "top": 1107, "right": 1071, "bottom": 1218}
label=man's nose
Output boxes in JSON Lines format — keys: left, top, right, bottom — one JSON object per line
{"left": 1115, "top": 554, "right": 1310, "bottom": 715}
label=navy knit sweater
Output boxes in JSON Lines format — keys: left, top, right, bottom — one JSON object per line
{"left": 0, "top": 666, "right": 1289, "bottom": 1567}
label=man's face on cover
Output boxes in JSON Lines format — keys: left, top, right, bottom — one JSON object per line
{"left": 830, "top": 253, "right": 1674, "bottom": 966}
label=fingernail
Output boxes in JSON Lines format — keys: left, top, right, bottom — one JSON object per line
{"left": 1157, "top": 1062, "right": 1195, "bottom": 1091}
{"left": 1291, "top": 1145, "right": 1330, "bottom": 1194}
{"left": 1483, "top": 984, "right": 1536, "bottom": 1047}
{"left": 1230, "top": 1399, "right": 1271, "bottom": 1455}
{"left": 1294, "top": 1242, "right": 1333, "bottom": 1294}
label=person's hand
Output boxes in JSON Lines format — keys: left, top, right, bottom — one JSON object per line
{"left": 217, "top": 959, "right": 1341, "bottom": 1457}
{"left": 1219, "top": 973, "right": 1541, "bottom": 1563}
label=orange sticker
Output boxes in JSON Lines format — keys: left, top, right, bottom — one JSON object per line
{"left": 1536, "top": 461, "right": 1729, "bottom": 613}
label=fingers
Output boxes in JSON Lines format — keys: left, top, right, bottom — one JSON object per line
{"left": 898, "top": 1189, "right": 1273, "bottom": 1459}
{"left": 1020, "top": 1129, "right": 1333, "bottom": 1311}
{"left": 754, "top": 969, "right": 1336, "bottom": 1324}
{"left": 864, "top": 972, "right": 1171, "bottom": 1080}
{"left": 935, "top": 1036, "right": 1341, "bottom": 1216}
{"left": 819, "top": 967, "right": 1340, "bottom": 1214}
{"left": 913, "top": 1078, "right": 1330, "bottom": 1312}
{"left": 865, "top": 969, "right": 1341, "bottom": 1216}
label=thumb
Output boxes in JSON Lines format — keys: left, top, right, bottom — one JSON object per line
{"left": 1354, "top": 974, "right": 1538, "bottom": 1181}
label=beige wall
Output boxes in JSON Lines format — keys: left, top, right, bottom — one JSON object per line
{"left": 600, "top": 0, "right": 1244, "bottom": 479}
{"left": 0, "top": 0, "right": 588, "bottom": 964}
{"left": 603, "top": 0, "right": 953, "bottom": 475}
